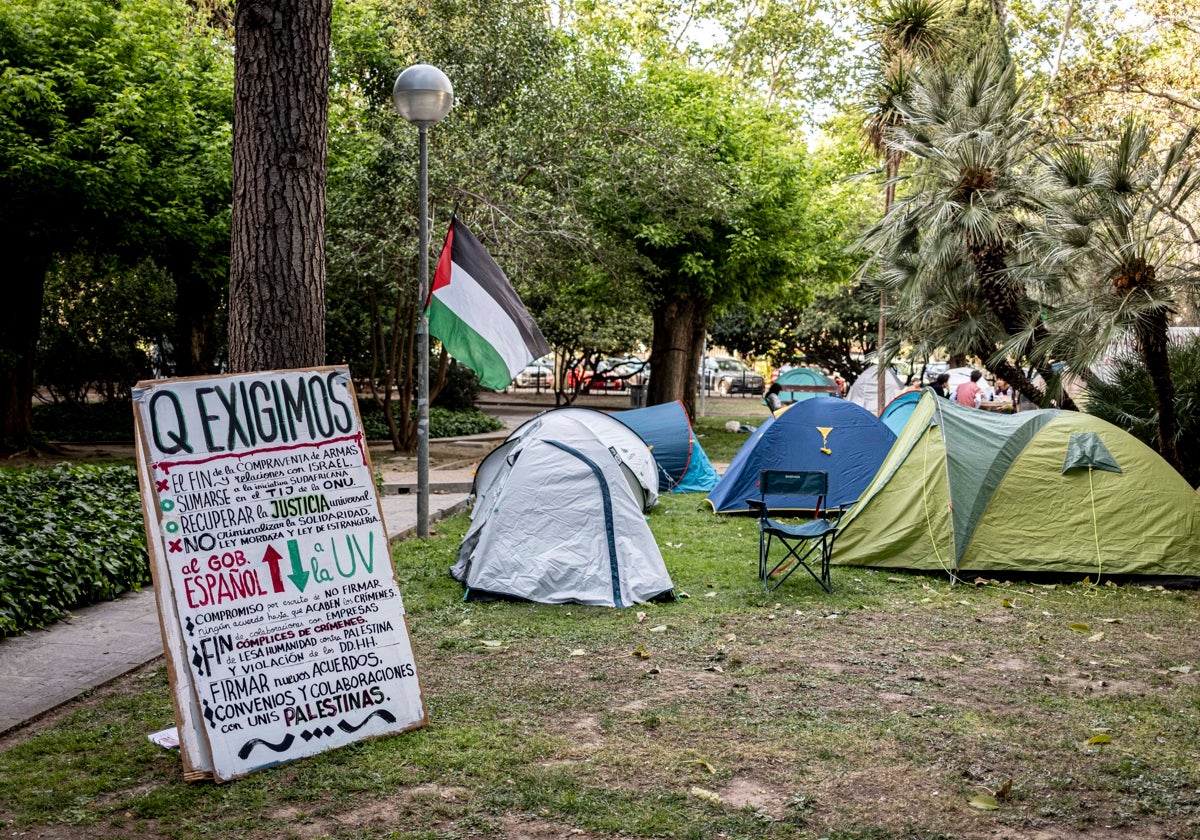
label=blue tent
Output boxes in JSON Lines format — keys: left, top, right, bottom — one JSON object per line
{"left": 880, "top": 389, "right": 923, "bottom": 435}
{"left": 775, "top": 366, "right": 840, "bottom": 403}
{"left": 705, "top": 396, "right": 896, "bottom": 513}
{"left": 619, "top": 401, "right": 720, "bottom": 493}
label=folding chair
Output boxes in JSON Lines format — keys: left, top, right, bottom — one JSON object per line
{"left": 745, "top": 470, "right": 851, "bottom": 594}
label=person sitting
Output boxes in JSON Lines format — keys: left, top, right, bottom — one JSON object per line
{"left": 931, "top": 372, "right": 952, "bottom": 399}
{"left": 955, "top": 370, "right": 984, "bottom": 408}
{"left": 993, "top": 377, "right": 1014, "bottom": 400}
{"left": 764, "top": 382, "right": 783, "bottom": 412}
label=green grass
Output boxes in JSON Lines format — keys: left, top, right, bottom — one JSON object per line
{"left": 3, "top": 494, "right": 1199, "bottom": 839}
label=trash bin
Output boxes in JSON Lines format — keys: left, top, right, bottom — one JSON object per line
{"left": 629, "top": 384, "right": 646, "bottom": 407}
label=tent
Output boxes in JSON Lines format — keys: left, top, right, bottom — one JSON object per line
{"left": 833, "top": 391, "right": 1200, "bottom": 579}
{"left": 775, "top": 366, "right": 841, "bottom": 403}
{"left": 705, "top": 396, "right": 897, "bottom": 513}
{"left": 880, "top": 389, "right": 924, "bottom": 436}
{"left": 472, "top": 408, "right": 659, "bottom": 513}
{"left": 617, "top": 401, "right": 720, "bottom": 493}
{"left": 846, "top": 364, "right": 905, "bottom": 414}
{"left": 453, "top": 412, "right": 675, "bottom": 606}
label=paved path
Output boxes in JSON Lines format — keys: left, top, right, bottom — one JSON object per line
{"left": 0, "top": 473, "right": 475, "bottom": 736}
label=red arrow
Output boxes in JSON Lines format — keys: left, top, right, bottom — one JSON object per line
{"left": 262, "top": 545, "right": 285, "bottom": 594}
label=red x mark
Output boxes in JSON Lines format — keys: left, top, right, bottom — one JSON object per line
{"left": 156, "top": 479, "right": 169, "bottom": 492}
{"left": 169, "top": 539, "right": 182, "bottom": 553}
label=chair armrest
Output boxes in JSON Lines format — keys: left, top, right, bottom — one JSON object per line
{"left": 830, "top": 499, "right": 858, "bottom": 524}
{"left": 746, "top": 499, "right": 766, "bottom": 516}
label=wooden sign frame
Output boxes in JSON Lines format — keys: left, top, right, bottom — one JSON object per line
{"left": 132, "top": 367, "right": 427, "bottom": 781}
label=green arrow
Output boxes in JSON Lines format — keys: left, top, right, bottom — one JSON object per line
{"left": 286, "top": 539, "right": 310, "bottom": 593}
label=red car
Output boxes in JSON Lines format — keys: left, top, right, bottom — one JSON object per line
{"left": 566, "top": 358, "right": 635, "bottom": 391}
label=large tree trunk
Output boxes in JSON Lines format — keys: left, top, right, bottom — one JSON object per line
{"left": 971, "top": 237, "right": 1075, "bottom": 409}
{"left": 227, "top": 0, "right": 331, "bottom": 373}
{"left": 0, "top": 246, "right": 49, "bottom": 449}
{"left": 648, "top": 293, "right": 709, "bottom": 419}
{"left": 1137, "top": 310, "right": 1182, "bottom": 474}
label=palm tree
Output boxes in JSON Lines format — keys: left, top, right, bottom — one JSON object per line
{"left": 860, "top": 49, "right": 1068, "bottom": 407}
{"left": 1025, "top": 121, "right": 1200, "bottom": 473}
{"left": 861, "top": 0, "right": 950, "bottom": 414}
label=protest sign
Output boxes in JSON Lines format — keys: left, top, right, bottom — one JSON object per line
{"left": 132, "top": 367, "right": 426, "bottom": 781}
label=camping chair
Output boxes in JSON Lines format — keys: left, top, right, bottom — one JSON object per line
{"left": 746, "top": 470, "right": 851, "bottom": 594}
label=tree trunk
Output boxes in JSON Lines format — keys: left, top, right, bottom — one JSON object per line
{"left": 0, "top": 247, "right": 48, "bottom": 449}
{"left": 648, "top": 293, "right": 709, "bottom": 419}
{"left": 1137, "top": 309, "right": 1182, "bottom": 474}
{"left": 971, "top": 237, "right": 1076, "bottom": 409}
{"left": 227, "top": 0, "right": 331, "bottom": 373}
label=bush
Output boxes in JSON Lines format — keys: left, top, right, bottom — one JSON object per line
{"left": 1083, "top": 337, "right": 1200, "bottom": 487}
{"left": 357, "top": 401, "right": 503, "bottom": 440}
{"left": 32, "top": 401, "right": 137, "bottom": 442}
{"left": 433, "top": 361, "right": 480, "bottom": 411}
{"left": 0, "top": 465, "right": 150, "bottom": 637}
{"left": 32, "top": 395, "right": 504, "bottom": 445}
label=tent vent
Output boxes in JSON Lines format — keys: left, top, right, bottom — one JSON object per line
{"left": 1062, "top": 432, "right": 1122, "bottom": 474}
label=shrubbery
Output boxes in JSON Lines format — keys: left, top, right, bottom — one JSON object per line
{"left": 1083, "top": 338, "right": 1200, "bottom": 487}
{"left": 32, "top": 401, "right": 136, "bottom": 443}
{"left": 0, "top": 465, "right": 150, "bottom": 637}
{"left": 357, "top": 403, "right": 503, "bottom": 440}
{"left": 33, "top": 397, "right": 503, "bottom": 443}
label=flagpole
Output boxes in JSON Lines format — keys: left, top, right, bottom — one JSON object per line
{"left": 416, "top": 122, "right": 431, "bottom": 538}
{"left": 393, "top": 64, "right": 454, "bottom": 539}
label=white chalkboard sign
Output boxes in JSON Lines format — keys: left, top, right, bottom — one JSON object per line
{"left": 132, "top": 367, "right": 427, "bottom": 782}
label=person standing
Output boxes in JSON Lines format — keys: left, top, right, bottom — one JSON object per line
{"left": 955, "top": 370, "right": 984, "bottom": 408}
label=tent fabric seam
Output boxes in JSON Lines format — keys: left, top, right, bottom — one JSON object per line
{"left": 547, "top": 439, "right": 623, "bottom": 608}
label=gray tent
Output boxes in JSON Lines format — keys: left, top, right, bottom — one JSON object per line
{"left": 451, "top": 411, "right": 674, "bottom": 606}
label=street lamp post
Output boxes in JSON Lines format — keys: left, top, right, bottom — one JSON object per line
{"left": 393, "top": 63, "right": 454, "bottom": 538}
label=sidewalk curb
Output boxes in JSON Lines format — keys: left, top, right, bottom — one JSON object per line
{"left": 387, "top": 497, "right": 472, "bottom": 542}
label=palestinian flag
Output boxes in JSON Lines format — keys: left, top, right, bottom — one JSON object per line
{"left": 429, "top": 218, "right": 551, "bottom": 390}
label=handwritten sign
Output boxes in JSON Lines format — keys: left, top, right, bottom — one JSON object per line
{"left": 133, "top": 367, "right": 426, "bottom": 781}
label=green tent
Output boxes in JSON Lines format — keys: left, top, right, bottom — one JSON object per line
{"left": 834, "top": 392, "right": 1200, "bottom": 579}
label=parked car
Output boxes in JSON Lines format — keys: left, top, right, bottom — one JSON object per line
{"left": 700, "top": 356, "right": 765, "bottom": 395}
{"left": 515, "top": 356, "right": 553, "bottom": 388}
{"left": 567, "top": 359, "right": 626, "bottom": 391}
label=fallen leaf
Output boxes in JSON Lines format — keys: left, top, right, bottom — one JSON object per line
{"left": 649, "top": 624, "right": 667, "bottom": 633}
{"left": 631, "top": 645, "right": 650, "bottom": 659}
{"left": 1086, "top": 734, "right": 1111, "bottom": 746}
{"left": 689, "top": 786, "right": 724, "bottom": 805}
{"left": 569, "top": 649, "right": 586, "bottom": 657}
{"left": 968, "top": 794, "right": 999, "bottom": 810}
{"left": 684, "top": 759, "right": 716, "bottom": 774}
{"left": 1088, "top": 632, "right": 1105, "bottom": 642}
{"left": 705, "top": 592, "right": 717, "bottom": 598}
{"left": 1101, "top": 618, "right": 1123, "bottom": 624}
{"left": 1069, "top": 622, "right": 1091, "bottom": 633}
{"left": 636, "top": 611, "right": 647, "bottom": 623}
{"left": 1001, "top": 598, "right": 1013, "bottom": 608}
{"left": 480, "top": 640, "right": 503, "bottom": 647}
{"left": 1168, "top": 664, "right": 1193, "bottom": 674}
{"left": 996, "top": 779, "right": 1012, "bottom": 801}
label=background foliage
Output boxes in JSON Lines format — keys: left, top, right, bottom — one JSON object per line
{"left": 0, "top": 465, "right": 149, "bottom": 636}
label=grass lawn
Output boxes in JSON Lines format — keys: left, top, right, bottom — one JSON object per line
{"left": 1, "top": 488, "right": 1198, "bottom": 839}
